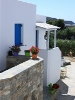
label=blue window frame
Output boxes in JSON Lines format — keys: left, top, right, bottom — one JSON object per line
{"left": 15, "top": 24, "right": 22, "bottom": 46}
{"left": 36, "top": 30, "right": 39, "bottom": 47}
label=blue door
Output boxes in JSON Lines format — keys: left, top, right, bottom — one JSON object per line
{"left": 36, "top": 30, "right": 39, "bottom": 47}
{"left": 15, "top": 24, "right": 22, "bottom": 46}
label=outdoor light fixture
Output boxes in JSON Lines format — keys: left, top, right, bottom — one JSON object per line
{"left": 44, "top": 32, "right": 48, "bottom": 40}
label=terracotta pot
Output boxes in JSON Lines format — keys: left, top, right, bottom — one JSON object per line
{"left": 32, "top": 54, "right": 38, "bottom": 58}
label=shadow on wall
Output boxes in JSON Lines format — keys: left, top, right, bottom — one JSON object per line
{"left": 56, "top": 79, "right": 75, "bottom": 100}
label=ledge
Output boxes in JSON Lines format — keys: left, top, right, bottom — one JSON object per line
{"left": 0, "top": 56, "right": 43, "bottom": 80}
{"left": 7, "top": 55, "right": 31, "bottom": 58}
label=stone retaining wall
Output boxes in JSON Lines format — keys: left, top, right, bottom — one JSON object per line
{"left": 6, "top": 56, "right": 30, "bottom": 69}
{"left": 0, "top": 57, "right": 44, "bottom": 100}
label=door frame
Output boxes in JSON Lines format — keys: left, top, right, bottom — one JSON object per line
{"left": 36, "top": 30, "right": 39, "bottom": 47}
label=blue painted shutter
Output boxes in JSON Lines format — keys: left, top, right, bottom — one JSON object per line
{"left": 15, "top": 24, "right": 22, "bottom": 46}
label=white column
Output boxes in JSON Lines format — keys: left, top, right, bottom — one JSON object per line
{"left": 47, "top": 30, "right": 50, "bottom": 49}
{"left": 54, "top": 30, "right": 56, "bottom": 47}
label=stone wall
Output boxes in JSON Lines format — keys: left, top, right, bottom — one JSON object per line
{"left": 0, "top": 57, "right": 44, "bottom": 100}
{"left": 6, "top": 56, "right": 30, "bottom": 69}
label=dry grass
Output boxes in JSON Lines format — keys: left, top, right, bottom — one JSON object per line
{"left": 64, "top": 56, "right": 75, "bottom": 62}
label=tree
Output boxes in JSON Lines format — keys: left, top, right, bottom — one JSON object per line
{"left": 46, "top": 20, "right": 53, "bottom": 24}
{"left": 46, "top": 19, "right": 65, "bottom": 30}
{"left": 54, "top": 19, "right": 65, "bottom": 30}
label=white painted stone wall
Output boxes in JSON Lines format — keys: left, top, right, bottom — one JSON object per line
{"left": 38, "top": 49, "right": 48, "bottom": 86}
{"left": 38, "top": 28, "right": 46, "bottom": 49}
{"left": 47, "top": 47, "right": 61, "bottom": 86}
{"left": 0, "top": 0, "right": 36, "bottom": 71}
{"left": 0, "top": 0, "right": 2, "bottom": 71}
{"left": 36, "top": 14, "right": 46, "bottom": 23}
{"left": 36, "top": 15, "right": 47, "bottom": 49}
{"left": 38, "top": 47, "right": 61, "bottom": 86}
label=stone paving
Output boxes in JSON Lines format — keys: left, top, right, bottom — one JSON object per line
{"left": 55, "top": 62, "right": 75, "bottom": 100}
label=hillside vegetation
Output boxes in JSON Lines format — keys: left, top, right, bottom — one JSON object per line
{"left": 47, "top": 19, "right": 75, "bottom": 56}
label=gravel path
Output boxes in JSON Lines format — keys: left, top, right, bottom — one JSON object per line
{"left": 55, "top": 62, "right": 75, "bottom": 100}
{"left": 64, "top": 56, "right": 75, "bottom": 62}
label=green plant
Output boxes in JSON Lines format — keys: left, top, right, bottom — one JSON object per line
{"left": 50, "top": 88, "right": 55, "bottom": 94}
{"left": 11, "top": 45, "right": 21, "bottom": 53}
{"left": 48, "top": 83, "right": 53, "bottom": 89}
{"left": 29, "top": 46, "right": 39, "bottom": 54}
{"left": 56, "top": 39, "right": 75, "bottom": 56}
{"left": 48, "top": 83, "right": 59, "bottom": 94}
{"left": 56, "top": 27, "right": 75, "bottom": 40}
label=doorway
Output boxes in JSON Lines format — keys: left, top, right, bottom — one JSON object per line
{"left": 36, "top": 30, "right": 39, "bottom": 47}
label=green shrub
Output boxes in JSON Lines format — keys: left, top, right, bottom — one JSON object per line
{"left": 56, "top": 39, "right": 75, "bottom": 56}
{"left": 49, "top": 39, "right": 75, "bottom": 56}
{"left": 57, "top": 27, "right": 75, "bottom": 40}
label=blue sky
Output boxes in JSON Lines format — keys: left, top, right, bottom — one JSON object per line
{"left": 23, "top": 0, "right": 75, "bottom": 22}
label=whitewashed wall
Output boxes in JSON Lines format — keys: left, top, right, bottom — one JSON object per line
{"left": 38, "top": 47, "right": 61, "bottom": 86}
{"left": 0, "top": 0, "right": 36, "bottom": 71}
{"left": 47, "top": 47, "right": 61, "bottom": 85}
{"left": 36, "top": 15, "right": 47, "bottom": 49}
{"left": 0, "top": 0, "right": 2, "bottom": 71}
{"left": 38, "top": 28, "right": 46, "bottom": 49}
{"left": 38, "top": 49, "right": 48, "bottom": 86}
{"left": 36, "top": 14, "right": 46, "bottom": 23}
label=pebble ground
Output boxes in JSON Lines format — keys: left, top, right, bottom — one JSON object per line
{"left": 55, "top": 62, "right": 75, "bottom": 100}
{"left": 43, "top": 62, "right": 75, "bottom": 100}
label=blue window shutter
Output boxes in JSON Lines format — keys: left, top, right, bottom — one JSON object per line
{"left": 15, "top": 24, "right": 22, "bottom": 46}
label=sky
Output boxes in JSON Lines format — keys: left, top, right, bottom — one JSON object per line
{"left": 23, "top": 0, "right": 75, "bottom": 23}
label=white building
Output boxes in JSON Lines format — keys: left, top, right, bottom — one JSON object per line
{"left": 0, "top": 0, "right": 61, "bottom": 86}
{"left": 0, "top": 0, "right": 36, "bottom": 71}
{"left": 36, "top": 14, "right": 61, "bottom": 86}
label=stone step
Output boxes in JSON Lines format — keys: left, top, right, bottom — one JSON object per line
{"left": 64, "top": 59, "right": 71, "bottom": 65}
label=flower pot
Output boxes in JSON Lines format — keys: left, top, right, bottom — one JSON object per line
{"left": 50, "top": 90, "right": 55, "bottom": 94}
{"left": 32, "top": 54, "right": 38, "bottom": 59}
{"left": 52, "top": 84, "right": 59, "bottom": 89}
{"left": 50, "top": 89, "right": 56, "bottom": 94}
{"left": 8, "top": 50, "right": 13, "bottom": 56}
{"left": 25, "top": 50, "right": 30, "bottom": 57}
{"left": 13, "top": 52, "right": 18, "bottom": 56}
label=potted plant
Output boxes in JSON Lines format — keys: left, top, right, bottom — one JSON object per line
{"left": 8, "top": 47, "right": 13, "bottom": 56}
{"left": 48, "top": 83, "right": 59, "bottom": 94}
{"left": 29, "top": 46, "right": 39, "bottom": 58}
{"left": 24, "top": 50, "right": 30, "bottom": 57}
{"left": 11, "top": 45, "right": 21, "bottom": 56}
{"left": 50, "top": 88, "right": 55, "bottom": 94}
{"left": 48, "top": 83, "right": 53, "bottom": 90}
{"left": 52, "top": 83, "right": 60, "bottom": 89}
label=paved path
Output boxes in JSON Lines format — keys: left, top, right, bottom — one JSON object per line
{"left": 55, "top": 62, "right": 75, "bottom": 100}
